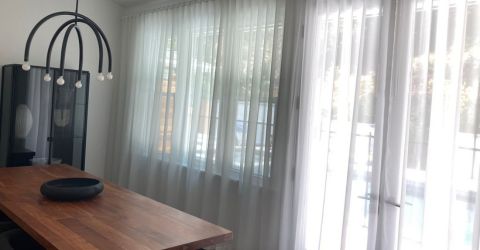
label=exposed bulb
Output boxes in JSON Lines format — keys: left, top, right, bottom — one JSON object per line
{"left": 56, "top": 76, "right": 65, "bottom": 86}
{"left": 22, "top": 62, "right": 31, "bottom": 71}
{"left": 75, "top": 80, "right": 82, "bottom": 89}
{"left": 43, "top": 73, "right": 51, "bottom": 82}
{"left": 96, "top": 73, "right": 105, "bottom": 81}
{"left": 106, "top": 72, "right": 113, "bottom": 80}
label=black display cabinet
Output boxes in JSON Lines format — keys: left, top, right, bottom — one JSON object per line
{"left": 0, "top": 64, "right": 89, "bottom": 170}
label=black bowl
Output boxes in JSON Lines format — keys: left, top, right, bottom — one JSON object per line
{"left": 40, "top": 178, "right": 104, "bottom": 201}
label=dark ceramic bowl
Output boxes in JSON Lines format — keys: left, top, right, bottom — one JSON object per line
{"left": 40, "top": 178, "right": 104, "bottom": 201}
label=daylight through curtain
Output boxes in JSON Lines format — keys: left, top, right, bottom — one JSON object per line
{"left": 107, "top": 0, "right": 288, "bottom": 249}
{"left": 293, "top": 0, "right": 480, "bottom": 249}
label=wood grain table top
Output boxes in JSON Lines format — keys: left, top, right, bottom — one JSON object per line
{"left": 0, "top": 165, "right": 232, "bottom": 249}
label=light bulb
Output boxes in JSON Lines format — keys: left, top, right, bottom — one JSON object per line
{"left": 22, "top": 62, "right": 31, "bottom": 71}
{"left": 96, "top": 73, "right": 105, "bottom": 81}
{"left": 106, "top": 72, "right": 113, "bottom": 80}
{"left": 75, "top": 80, "right": 82, "bottom": 89}
{"left": 43, "top": 73, "right": 51, "bottom": 82}
{"left": 56, "top": 76, "right": 65, "bottom": 86}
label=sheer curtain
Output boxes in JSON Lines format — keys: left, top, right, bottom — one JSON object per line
{"left": 293, "top": 0, "right": 480, "bottom": 250}
{"left": 397, "top": 1, "right": 480, "bottom": 249}
{"left": 25, "top": 68, "right": 52, "bottom": 163}
{"left": 293, "top": 0, "right": 392, "bottom": 249}
{"left": 107, "top": 0, "right": 291, "bottom": 249}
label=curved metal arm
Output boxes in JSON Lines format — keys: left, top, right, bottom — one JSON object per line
{"left": 25, "top": 11, "right": 113, "bottom": 72}
{"left": 75, "top": 26, "right": 84, "bottom": 81}
{"left": 60, "top": 24, "right": 76, "bottom": 77}
{"left": 45, "top": 18, "right": 103, "bottom": 74}
{"left": 59, "top": 25, "right": 84, "bottom": 81}
{"left": 73, "top": 0, "right": 83, "bottom": 80}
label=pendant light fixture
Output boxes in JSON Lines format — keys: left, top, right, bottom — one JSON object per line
{"left": 21, "top": 0, "right": 113, "bottom": 88}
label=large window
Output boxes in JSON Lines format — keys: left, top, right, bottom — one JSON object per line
{"left": 402, "top": 1, "right": 480, "bottom": 249}
{"left": 303, "top": 1, "right": 480, "bottom": 249}
{"left": 129, "top": 1, "right": 284, "bottom": 180}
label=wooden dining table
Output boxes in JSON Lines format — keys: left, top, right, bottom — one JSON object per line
{"left": 0, "top": 164, "right": 232, "bottom": 249}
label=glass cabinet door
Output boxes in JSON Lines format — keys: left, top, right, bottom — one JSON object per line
{"left": 50, "top": 69, "right": 88, "bottom": 170}
{"left": 0, "top": 65, "right": 89, "bottom": 169}
{"left": 0, "top": 66, "right": 53, "bottom": 167}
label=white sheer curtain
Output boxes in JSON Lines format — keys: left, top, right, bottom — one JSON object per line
{"left": 293, "top": 0, "right": 480, "bottom": 250}
{"left": 25, "top": 68, "right": 52, "bottom": 163}
{"left": 396, "top": 1, "right": 480, "bottom": 249}
{"left": 107, "top": 0, "right": 291, "bottom": 249}
{"left": 293, "top": 0, "right": 392, "bottom": 249}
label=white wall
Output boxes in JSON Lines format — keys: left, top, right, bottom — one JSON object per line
{"left": 0, "top": 0, "right": 124, "bottom": 177}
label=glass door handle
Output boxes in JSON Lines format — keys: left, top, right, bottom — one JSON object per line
{"left": 384, "top": 199, "right": 401, "bottom": 208}
{"left": 358, "top": 195, "right": 403, "bottom": 207}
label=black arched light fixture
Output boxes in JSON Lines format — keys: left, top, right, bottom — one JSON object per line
{"left": 21, "top": 0, "right": 113, "bottom": 88}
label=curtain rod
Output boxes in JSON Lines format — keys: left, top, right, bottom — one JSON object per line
{"left": 122, "top": 0, "right": 215, "bottom": 19}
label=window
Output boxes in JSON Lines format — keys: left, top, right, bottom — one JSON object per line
{"left": 401, "top": 1, "right": 480, "bottom": 249}
{"left": 131, "top": 1, "right": 285, "bottom": 180}
{"left": 300, "top": 1, "right": 480, "bottom": 249}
